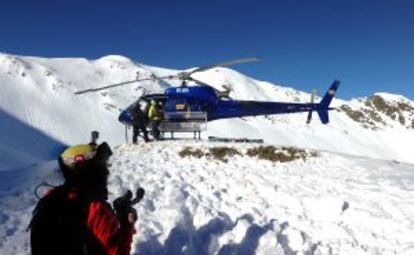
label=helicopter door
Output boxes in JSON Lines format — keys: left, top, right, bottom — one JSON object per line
{"left": 164, "top": 97, "right": 190, "bottom": 120}
{"left": 189, "top": 100, "right": 202, "bottom": 112}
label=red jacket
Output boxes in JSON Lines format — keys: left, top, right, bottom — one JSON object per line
{"left": 31, "top": 186, "right": 136, "bottom": 255}
{"left": 87, "top": 200, "right": 136, "bottom": 255}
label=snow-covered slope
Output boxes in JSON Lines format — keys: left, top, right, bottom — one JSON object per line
{"left": 1, "top": 142, "right": 413, "bottom": 254}
{"left": 1, "top": 52, "right": 414, "bottom": 169}
{"left": 1, "top": 53, "right": 414, "bottom": 255}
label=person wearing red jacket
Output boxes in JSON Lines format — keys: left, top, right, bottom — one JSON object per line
{"left": 30, "top": 142, "right": 141, "bottom": 255}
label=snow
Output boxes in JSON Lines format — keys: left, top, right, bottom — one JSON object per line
{"left": 1, "top": 52, "right": 414, "bottom": 254}
{"left": 1, "top": 141, "right": 414, "bottom": 254}
{"left": 374, "top": 92, "right": 412, "bottom": 103}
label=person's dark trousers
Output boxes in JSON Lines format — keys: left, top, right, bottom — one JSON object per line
{"left": 151, "top": 120, "right": 161, "bottom": 140}
{"left": 133, "top": 123, "right": 149, "bottom": 143}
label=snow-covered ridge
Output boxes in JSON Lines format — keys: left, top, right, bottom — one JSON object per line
{"left": 1, "top": 52, "right": 414, "bottom": 170}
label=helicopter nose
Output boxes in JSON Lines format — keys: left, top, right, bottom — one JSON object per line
{"left": 119, "top": 110, "right": 132, "bottom": 123}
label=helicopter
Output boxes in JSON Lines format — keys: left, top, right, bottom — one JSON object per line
{"left": 75, "top": 57, "right": 340, "bottom": 127}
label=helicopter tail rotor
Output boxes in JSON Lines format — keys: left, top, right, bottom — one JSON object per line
{"left": 306, "top": 89, "right": 316, "bottom": 124}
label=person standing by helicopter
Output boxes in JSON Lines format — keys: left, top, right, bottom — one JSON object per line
{"left": 131, "top": 102, "right": 150, "bottom": 143}
{"left": 89, "top": 130, "right": 99, "bottom": 146}
{"left": 148, "top": 100, "right": 163, "bottom": 140}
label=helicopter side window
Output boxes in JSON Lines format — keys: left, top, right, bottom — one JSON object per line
{"left": 188, "top": 99, "right": 201, "bottom": 112}
{"left": 168, "top": 97, "right": 189, "bottom": 112}
{"left": 176, "top": 104, "right": 186, "bottom": 111}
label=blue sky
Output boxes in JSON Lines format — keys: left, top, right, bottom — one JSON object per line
{"left": 1, "top": 0, "right": 414, "bottom": 100}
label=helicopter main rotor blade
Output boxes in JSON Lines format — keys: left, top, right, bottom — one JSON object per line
{"left": 74, "top": 77, "right": 154, "bottom": 95}
{"left": 188, "top": 76, "right": 232, "bottom": 98}
{"left": 185, "top": 57, "right": 261, "bottom": 78}
{"left": 74, "top": 57, "right": 260, "bottom": 94}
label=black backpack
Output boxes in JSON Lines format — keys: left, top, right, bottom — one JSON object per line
{"left": 29, "top": 186, "right": 90, "bottom": 255}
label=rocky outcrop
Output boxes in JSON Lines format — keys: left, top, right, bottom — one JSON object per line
{"left": 339, "top": 94, "right": 414, "bottom": 130}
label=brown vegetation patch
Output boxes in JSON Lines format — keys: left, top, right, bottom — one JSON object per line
{"left": 179, "top": 146, "right": 241, "bottom": 162}
{"left": 208, "top": 147, "right": 241, "bottom": 162}
{"left": 179, "top": 147, "right": 204, "bottom": 158}
{"left": 246, "top": 146, "right": 317, "bottom": 163}
{"left": 179, "top": 146, "right": 316, "bottom": 163}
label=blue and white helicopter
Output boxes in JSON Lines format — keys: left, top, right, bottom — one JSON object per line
{"left": 75, "top": 58, "right": 339, "bottom": 125}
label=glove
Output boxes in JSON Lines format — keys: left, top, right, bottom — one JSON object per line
{"left": 131, "top": 188, "right": 145, "bottom": 204}
{"left": 113, "top": 188, "right": 145, "bottom": 226}
{"left": 113, "top": 191, "right": 135, "bottom": 226}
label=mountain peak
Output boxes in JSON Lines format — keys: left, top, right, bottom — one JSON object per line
{"left": 96, "top": 55, "right": 134, "bottom": 63}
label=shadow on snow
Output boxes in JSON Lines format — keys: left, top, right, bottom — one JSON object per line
{"left": 0, "top": 108, "right": 66, "bottom": 194}
{"left": 135, "top": 212, "right": 266, "bottom": 255}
